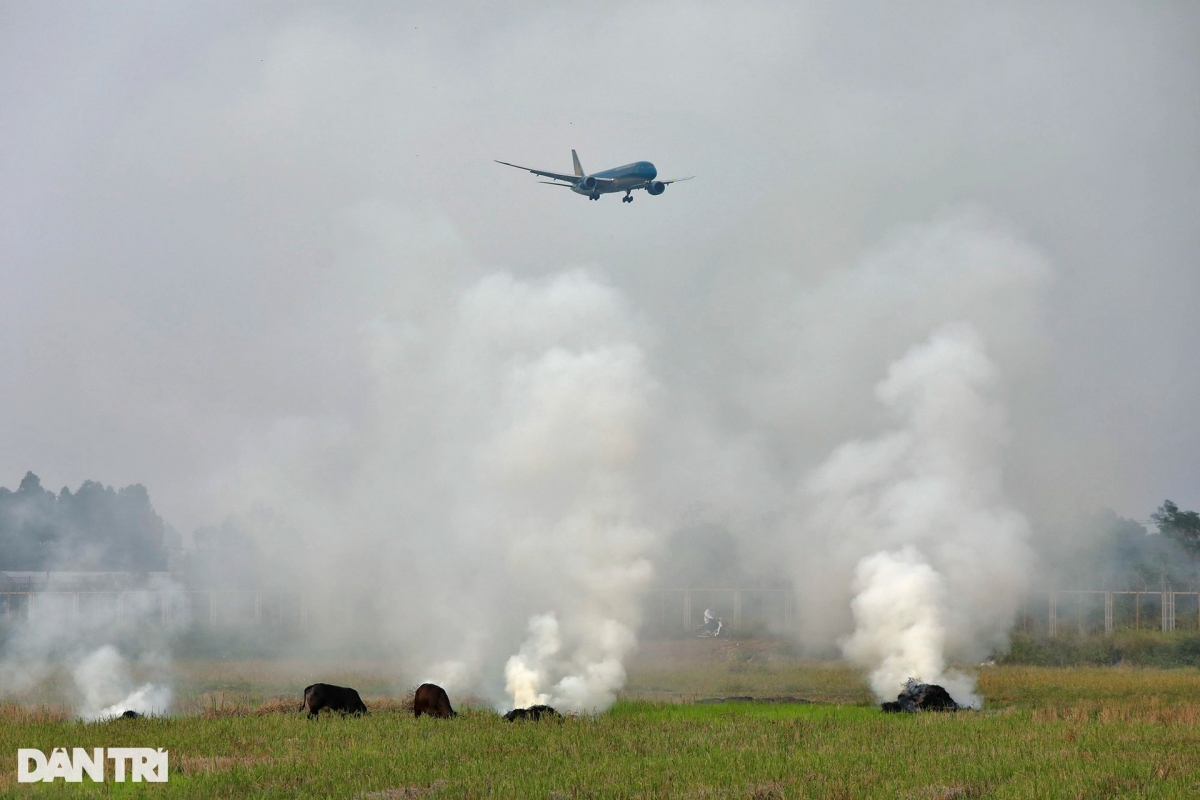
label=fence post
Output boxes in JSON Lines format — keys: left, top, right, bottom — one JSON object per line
{"left": 1104, "top": 592, "right": 1113, "bottom": 635}
{"left": 683, "top": 590, "right": 691, "bottom": 632}
{"left": 734, "top": 591, "right": 742, "bottom": 625}
{"left": 1048, "top": 591, "right": 1057, "bottom": 638}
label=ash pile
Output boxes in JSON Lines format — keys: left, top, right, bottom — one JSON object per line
{"left": 881, "top": 678, "right": 962, "bottom": 713}
{"left": 504, "top": 705, "right": 562, "bottom": 722}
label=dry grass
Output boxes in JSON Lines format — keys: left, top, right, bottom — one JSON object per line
{"left": 0, "top": 702, "right": 72, "bottom": 723}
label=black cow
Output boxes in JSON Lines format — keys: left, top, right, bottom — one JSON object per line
{"left": 504, "top": 704, "right": 562, "bottom": 722}
{"left": 300, "top": 683, "right": 368, "bottom": 719}
{"left": 413, "top": 683, "right": 456, "bottom": 719}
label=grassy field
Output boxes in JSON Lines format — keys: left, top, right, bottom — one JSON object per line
{"left": 3, "top": 641, "right": 1200, "bottom": 798}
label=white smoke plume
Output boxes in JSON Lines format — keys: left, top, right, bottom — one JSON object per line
{"left": 0, "top": 578, "right": 182, "bottom": 717}
{"left": 227, "top": 268, "right": 656, "bottom": 712}
{"left": 475, "top": 281, "right": 656, "bottom": 712}
{"left": 435, "top": 269, "right": 657, "bottom": 712}
{"left": 74, "top": 645, "right": 172, "bottom": 721}
{"left": 804, "top": 323, "right": 1033, "bottom": 705}
{"left": 504, "top": 612, "right": 640, "bottom": 713}
{"left": 504, "top": 613, "right": 558, "bottom": 709}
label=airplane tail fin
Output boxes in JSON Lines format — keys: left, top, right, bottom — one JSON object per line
{"left": 571, "top": 149, "right": 584, "bottom": 177}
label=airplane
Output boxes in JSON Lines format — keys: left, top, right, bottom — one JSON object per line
{"left": 495, "top": 150, "right": 693, "bottom": 203}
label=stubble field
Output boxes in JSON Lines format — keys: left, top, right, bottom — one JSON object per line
{"left": 2, "top": 640, "right": 1199, "bottom": 798}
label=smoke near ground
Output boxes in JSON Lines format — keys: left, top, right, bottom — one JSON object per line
{"left": 817, "top": 325, "right": 1034, "bottom": 706}
{"left": 74, "top": 645, "right": 172, "bottom": 721}
{"left": 212, "top": 269, "right": 657, "bottom": 711}
{"left": 0, "top": 577, "right": 180, "bottom": 719}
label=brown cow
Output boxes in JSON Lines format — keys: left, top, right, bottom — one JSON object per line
{"left": 300, "top": 683, "right": 368, "bottom": 719}
{"left": 413, "top": 683, "right": 456, "bottom": 718}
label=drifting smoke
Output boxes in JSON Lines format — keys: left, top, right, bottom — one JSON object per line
{"left": 806, "top": 324, "right": 1034, "bottom": 705}
{"left": 428, "top": 269, "right": 658, "bottom": 712}
{"left": 74, "top": 645, "right": 172, "bottom": 721}
{"left": 217, "top": 211, "right": 1051, "bottom": 711}
{"left": 1, "top": 213, "right": 1050, "bottom": 715}
{"left": 472, "top": 276, "right": 656, "bottom": 712}
{"left": 229, "top": 269, "right": 656, "bottom": 712}
{"left": 0, "top": 583, "right": 179, "bottom": 719}
{"left": 504, "top": 612, "right": 639, "bottom": 713}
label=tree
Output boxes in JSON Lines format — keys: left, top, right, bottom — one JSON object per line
{"left": 0, "top": 472, "right": 169, "bottom": 571}
{"left": 1152, "top": 500, "right": 1200, "bottom": 558}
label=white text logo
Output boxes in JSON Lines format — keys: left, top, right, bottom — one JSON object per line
{"left": 17, "top": 748, "right": 168, "bottom": 782}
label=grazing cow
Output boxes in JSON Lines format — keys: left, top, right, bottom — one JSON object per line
{"left": 300, "top": 683, "right": 368, "bottom": 719}
{"left": 503, "top": 704, "right": 562, "bottom": 722}
{"left": 413, "top": 683, "right": 456, "bottom": 719}
{"left": 120, "top": 710, "right": 142, "bottom": 719}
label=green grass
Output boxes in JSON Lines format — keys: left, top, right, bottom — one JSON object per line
{"left": 1001, "top": 631, "right": 1200, "bottom": 668}
{"left": 3, "top": 654, "right": 1200, "bottom": 797}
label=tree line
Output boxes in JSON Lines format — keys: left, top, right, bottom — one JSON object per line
{"left": 0, "top": 472, "right": 266, "bottom": 587}
{"left": 0, "top": 472, "right": 175, "bottom": 572}
{"left": 1045, "top": 501, "right": 1200, "bottom": 591}
{"left": 2, "top": 469, "right": 1197, "bottom": 591}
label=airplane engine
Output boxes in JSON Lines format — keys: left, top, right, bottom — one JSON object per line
{"left": 646, "top": 181, "right": 666, "bottom": 196}
{"left": 579, "top": 176, "right": 598, "bottom": 191}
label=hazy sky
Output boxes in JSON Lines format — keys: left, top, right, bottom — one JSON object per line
{"left": 3, "top": 1, "right": 1198, "bottom": 535}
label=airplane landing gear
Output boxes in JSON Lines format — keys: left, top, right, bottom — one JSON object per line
{"left": 590, "top": 193, "right": 600, "bottom": 201}
{"left": 622, "top": 194, "right": 633, "bottom": 203}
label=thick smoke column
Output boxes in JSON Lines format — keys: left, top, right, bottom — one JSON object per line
{"left": 466, "top": 273, "right": 656, "bottom": 712}
{"left": 229, "top": 269, "right": 656, "bottom": 711}
{"left": 805, "top": 324, "right": 1033, "bottom": 706}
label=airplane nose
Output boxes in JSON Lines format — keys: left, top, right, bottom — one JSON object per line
{"left": 646, "top": 163, "right": 657, "bottom": 180}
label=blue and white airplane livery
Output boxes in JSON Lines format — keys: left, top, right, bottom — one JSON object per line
{"left": 496, "top": 150, "right": 693, "bottom": 203}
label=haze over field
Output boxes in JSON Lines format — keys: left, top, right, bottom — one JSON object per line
{"left": 2, "top": 2, "right": 1198, "bottom": 709}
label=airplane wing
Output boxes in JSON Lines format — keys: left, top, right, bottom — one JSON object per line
{"left": 495, "top": 160, "right": 579, "bottom": 184}
{"left": 632, "top": 175, "right": 696, "bottom": 192}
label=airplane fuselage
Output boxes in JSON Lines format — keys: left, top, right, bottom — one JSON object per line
{"left": 494, "top": 150, "right": 690, "bottom": 202}
{"left": 570, "top": 161, "right": 658, "bottom": 196}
